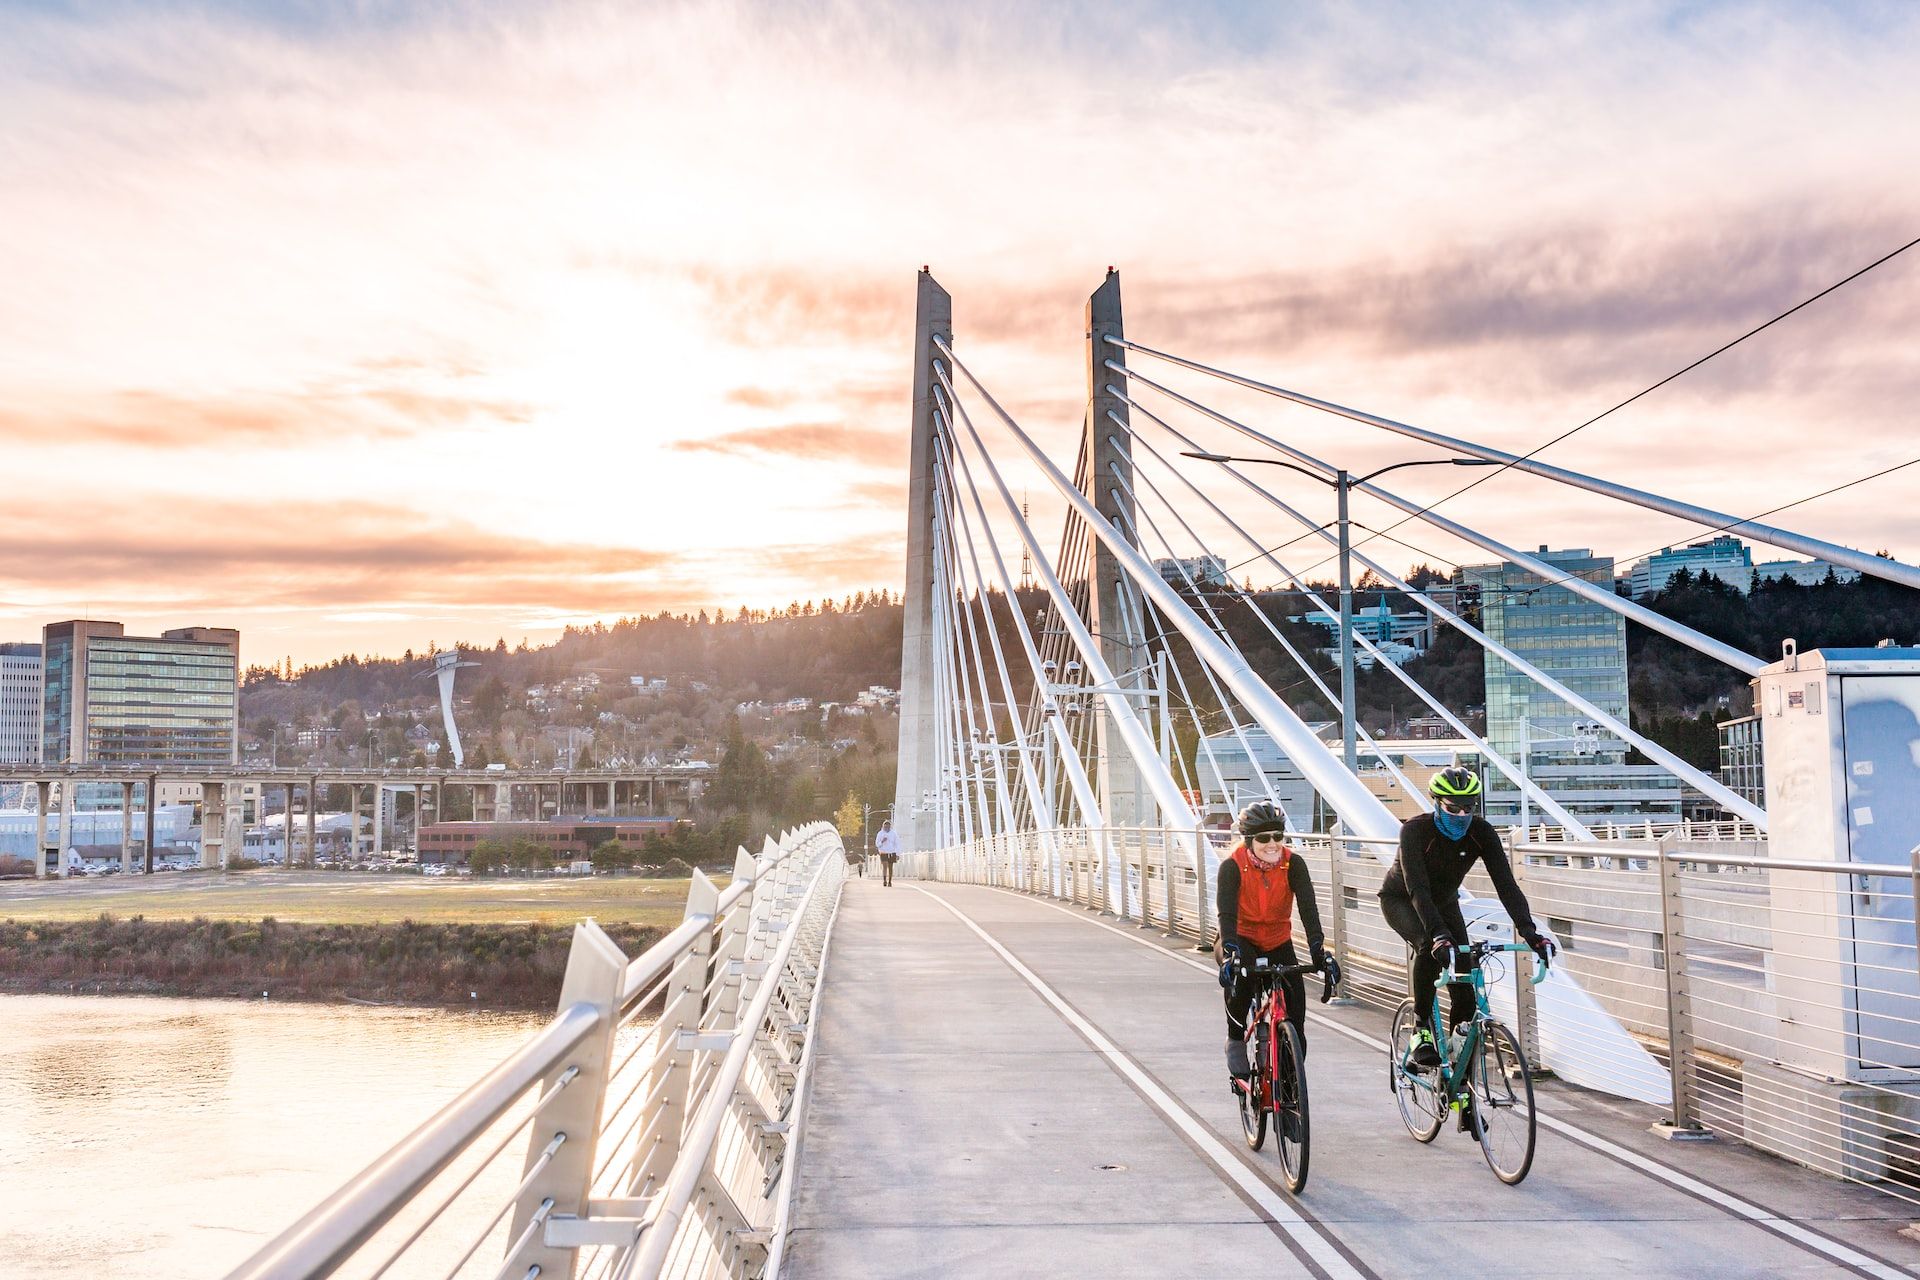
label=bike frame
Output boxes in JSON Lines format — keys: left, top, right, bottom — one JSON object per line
{"left": 1403, "top": 941, "right": 1546, "bottom": 1104}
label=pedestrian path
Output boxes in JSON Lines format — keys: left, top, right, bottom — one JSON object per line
{"left": 783, "top": 881, "right": 1920, "bottom": 1279}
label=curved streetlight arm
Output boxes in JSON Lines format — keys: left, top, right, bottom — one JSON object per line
{"left": 1353, "top": 457, "right": 1499, "bottom": 486}
{"left": 1180, "top": 451, "right": 1333, "bottom": 487}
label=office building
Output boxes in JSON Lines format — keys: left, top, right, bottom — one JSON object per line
{"left": 1623, "top": 535, "right": 1753, "bottom": 599}
{"left": 1462, "top": 548, "right": 1681, "bottom": 826}
{"left": 1289, "top": 599, "right": 1432, "bottom": 652}
{"left": 1718, "top": 714, "right": 1764, "bottom": 809}
{"left": 42, "top": 621, "right": 239, "bottom": 767}
{"left": 0, "top": 643, "right": 42, "bottom": 763}
{"left": 1155, "top": 555, "right": 1232, "bottom": 590}
{"left": 1753, "top": 558, "right": 1862, "bottom": 588}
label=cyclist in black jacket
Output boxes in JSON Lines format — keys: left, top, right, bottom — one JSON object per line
{"left": 1379, "top": 767, "right": 1554, "bottom": 1069}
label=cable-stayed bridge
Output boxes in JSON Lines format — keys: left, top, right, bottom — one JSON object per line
{"left": 225, "top": 272, "right": 1920, "bottom": 1280}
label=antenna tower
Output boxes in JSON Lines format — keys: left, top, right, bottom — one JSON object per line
{"left": 1019, "top": 492, "right": 1035, "bottom": 592}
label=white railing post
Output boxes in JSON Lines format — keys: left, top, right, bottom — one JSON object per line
{"left": 708, "top": 846, "right": 757, "bottom": 1035}
{"left": 629, "top": 871, "right": 720, "bottom": 1194}
{"left": 501, "top": 922, "right": 628, "bottom": 1280}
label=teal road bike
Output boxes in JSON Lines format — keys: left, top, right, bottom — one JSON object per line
{"left": 1388, "top": 940, "right": 1547, "bottom": 1185}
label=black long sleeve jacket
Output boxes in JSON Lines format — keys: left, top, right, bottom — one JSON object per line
{"left": 1378, "top": 813, "right": 1539, "bottom": 943}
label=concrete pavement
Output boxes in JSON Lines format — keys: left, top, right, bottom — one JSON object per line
{"left": 783, "top": 881, "right": 1920, "bottom": 1279}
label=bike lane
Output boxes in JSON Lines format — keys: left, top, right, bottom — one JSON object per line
{"left": 911, "top": 882, "right": 1920, "bottom": 1280}
{"left": 782, "top": 879, "right": 1343, "bottom": 1278}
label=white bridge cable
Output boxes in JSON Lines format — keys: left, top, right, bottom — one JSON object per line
{"left": 1113, "top": 392, "right": 1763, "bottom": 831}
{"left": 1116, "top": 407, "right": 1595, "bottom": 835}
{"left": 932, "top": 360, "right": 1201, "bottom": 834}
{"left": 937, "top": 432, "right": 1062, "bottom": 869}
{"left": 934, "top": 448, "right": 1029, "bottom": 841}
{"left": 933, "top": 459, "right": 1001, "bottom": 841}
{"left": 935, "top": 338, "right": 1393, "bottom": 840}
{"left": 933, "top": 499, "right": 975, "bottom": 846}
{"left": 933, "top": 394, "right": 1110, "bottom": 850}
{"left": 1110, "top": 457, "right": 1429, "bottom": 818}
{"left": 1104, "top": 364, "right": 1767, "bottom": 677}
{"left": 934, "top": 396, "right": 1108, "bottom": 861}
{"left": 1121, "top": 539, "right": 1265, "bottom": 818}
{"left": 1105, "top": 334, "right": 1920, "bottom": 596}
{"left": 1107, "top": 492, "right": 1289, "bottom": 814}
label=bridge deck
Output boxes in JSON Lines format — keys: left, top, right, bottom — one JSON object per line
{"left": 785, "top": 881, "right": 1920, "bottom": 1280}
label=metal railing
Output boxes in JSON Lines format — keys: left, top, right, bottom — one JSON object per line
{"left": 907, "top": 826, "right": 1920, "bottom": 1206}
{"left": 227, "top": 822, "right": 848, "bottom": 1280}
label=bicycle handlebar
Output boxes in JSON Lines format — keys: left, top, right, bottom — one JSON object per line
{"left": 1239, "top": 957, "right": 1343, "bottom": 1002}
{"left": 1440, "top": 940, "right": 1550, "bottom": 986}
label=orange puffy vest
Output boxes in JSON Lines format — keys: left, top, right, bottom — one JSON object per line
{"left": 1231, "top": 843, "right": 1297, "bottom": 951}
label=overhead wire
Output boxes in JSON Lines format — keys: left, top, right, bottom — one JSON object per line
{"left": 1276, "top": 232, "right": 1920, "bottom": 564}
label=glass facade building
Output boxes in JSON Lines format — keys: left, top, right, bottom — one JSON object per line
{"left": 1718, "top": 714, "right": 1764, "bottom": 809}
{"left": 1461, "top": 548, "right": 1681, "bottom": 825}
{"left": 40, "top": 621, "right": 238, "bottom": 768}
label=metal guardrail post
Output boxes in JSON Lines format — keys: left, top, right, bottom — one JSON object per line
{"left": 1194, "top": 828, "right": 1211, "bottom": 945}
{"left": 1326, "top": 834, "right": 1350, "bottom": 979}
{"left": 502, "top": 922, "right": 628, "bottom": 1279}
{"left": 1655, "top": 834, "right": 1710, "bottom": 1139}
{"left": 629, "top": 871, "right": 720, "bottom": 1194}
{"left": 1506, "top": 836, "right": 1543, "bottom": 1069}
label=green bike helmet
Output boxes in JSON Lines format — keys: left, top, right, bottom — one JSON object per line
{"left": 1428, "top": 766, "right": 1482, "bottom": 801}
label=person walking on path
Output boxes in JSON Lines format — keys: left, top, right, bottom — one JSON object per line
{"left": 874, "top": 819, "right": 900, "bottom": 886}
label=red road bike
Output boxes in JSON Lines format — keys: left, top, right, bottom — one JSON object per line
{"left": 1232, "top": 956, "right": 1337, "bottom": 1193}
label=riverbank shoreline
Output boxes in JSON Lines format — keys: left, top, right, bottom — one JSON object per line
{"left": 0, "top": 915, "right": 667, "bottom": 1011}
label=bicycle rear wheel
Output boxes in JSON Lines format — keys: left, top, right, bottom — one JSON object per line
{"left": 1389, "top": 1001, "right": 1443, "bottom": 1143}
{"left": 1272, "top": 1018, "right": 1310, "bottom": 1193}
{"left": 1238, "top": 1022, "right": 1268, "bottom": 1151}
{"left": 1469, "top": 1019, "right": 1536, "bottom": 1184}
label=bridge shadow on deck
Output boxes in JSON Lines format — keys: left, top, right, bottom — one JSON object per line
{"left": 783, "top": 882, "right": 1920, "bottom": 1280}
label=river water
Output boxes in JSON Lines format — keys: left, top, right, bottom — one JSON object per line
{"left": 0, "top": 995, "right": 554, "bottom": 1278}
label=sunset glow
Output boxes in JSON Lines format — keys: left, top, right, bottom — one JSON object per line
{"left": 5, "top": 1, "right": 1917, "bottom": 666}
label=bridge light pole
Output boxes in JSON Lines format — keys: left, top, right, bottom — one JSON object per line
{"left": 1183, "top": 452, "right": 1495, "bottom": 779}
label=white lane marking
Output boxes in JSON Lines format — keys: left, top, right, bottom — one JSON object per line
{"left": 910, "top": 886, "right": 1367, "bottom": 1280}
{"left": 968, "top": 886, "right": 1917, "bottom": 1280}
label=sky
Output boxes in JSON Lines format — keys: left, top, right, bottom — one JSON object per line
{"left": 3, "top": 0, "right": 1918, "bottom": 668}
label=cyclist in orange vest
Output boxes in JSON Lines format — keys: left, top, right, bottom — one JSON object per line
{"left": 1217, "top": 801, "right": 1335, "bottom": 1078}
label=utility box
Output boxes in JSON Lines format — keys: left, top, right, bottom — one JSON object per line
{"left": 1756, "top": 642, "right": 1920, "bottom": 1082}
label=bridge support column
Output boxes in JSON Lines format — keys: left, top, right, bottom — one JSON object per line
{"left": 371, "top": 784, "right": 384, "bottom": 860}
{"left": 145, "top": 775, "right": 158, "bottom": 874}
{"left": 57, "top": 784, "right": 73, "bottom": 878}
{"left": 120, "top": 781, "right": 134, "bottom": 875}
{"left": 281, "top": 783, "right": 296, "bottom": 868}
{"left": 305, "top": 779, "right": 318, "bottom": 867}
{"left": 33, "top": 781, "right": 49, "bottom": 878}
{"left": 895, "top": 269, "right": 952, "bottom": 857}
{"left": 1086, "top": 271, "right": 1155, "bottom": 851}
{"left": 201, "top": 781, "right": 225, "bottom": 869}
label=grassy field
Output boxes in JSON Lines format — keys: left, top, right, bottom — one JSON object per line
{"left": 0, "top": 869, "right": 719, "bottom": 927}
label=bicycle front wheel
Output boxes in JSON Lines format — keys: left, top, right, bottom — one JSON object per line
{"left": 1272, "top": 1019, "right": 1310, "bottom": 1193}
{"left": 1389, "top": 1001, "right": 1443, "bottom": 1143}
{"left": 1469, "top": 1019, "right": 1536, "bottom": 1184}
{"left": 1239, "top": 1021, "right": 1268, "bottom": 1151}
